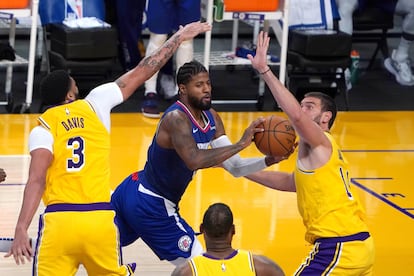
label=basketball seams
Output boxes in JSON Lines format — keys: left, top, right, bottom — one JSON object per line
{"left": 271, "top": 131, "right": 289, "bottom": 155}
{"left": 254, "top": 115, "right": 296, "bottom": 157}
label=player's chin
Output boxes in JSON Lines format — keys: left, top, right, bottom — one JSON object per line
{"left": 201, "top": 97, "right": 212, "bottom": 108}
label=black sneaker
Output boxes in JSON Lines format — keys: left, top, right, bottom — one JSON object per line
{"left": 141, "top": 92, "right": 160, "bottom": 118}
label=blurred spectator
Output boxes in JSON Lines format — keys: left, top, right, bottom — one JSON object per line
{"left": 106, "top": 0, "right": 146, "bottom": 71}
{"left": 336, "top": 0, "right": 414, "bottom": 86}
{"left": 141, "top": 0, "right": 201, "bottom": 118}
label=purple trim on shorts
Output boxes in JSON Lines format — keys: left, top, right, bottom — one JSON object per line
{"left": 45, "top": 202, "right": 112, "bottom": 212}
{"left": 315, "top": 232, "right": 370, "bottom": 243}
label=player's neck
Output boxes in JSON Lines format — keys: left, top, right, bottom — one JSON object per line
{"left": 180, "top": 101, "right": 206, "bottom": 127}
{"left": 205, "top": 241, "right": 235, "bottom": 258}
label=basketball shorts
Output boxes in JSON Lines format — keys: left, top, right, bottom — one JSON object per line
{"left": 34, "top": 203, "right": 132, "bottom": 276}
{"left": 146, "top": 0, "right": 201, "bottom": 34}
{"left": 294, "top": 232, "right": 375, "bottom": 275}
{"left": 111, "top": 173, "right": 202, "bottom": 262}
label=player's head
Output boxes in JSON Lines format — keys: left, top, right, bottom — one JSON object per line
{"left": 201, "top": 202, "right": 235, "bottom": 240}
{"left": 40, "top": 70, "right": 79, "bottom": 108}
{"left": 301, "top": 92, "right": 337, "bottom": 129}
{"left": 176, "top": 60, "right": 211, "bottom": 110}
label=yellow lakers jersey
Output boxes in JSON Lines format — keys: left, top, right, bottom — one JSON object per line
{"left": 189, "top": 249, "right": 255, "bottom": 276}
{"left": 38, "top": 100, "right": 111, "bottom": 205}
{"left": 294, "top": 132, "right": 369, "bottom": 244}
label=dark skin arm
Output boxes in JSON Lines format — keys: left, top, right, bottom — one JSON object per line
{"left": 114, "top": 21, "right": 211, "bottom": 101}
{"left": 171, "top": 262, "right": 192, "bottom": 276}
{"left": 210, "top": 109, "right": 285, "bottom": 167}
{"left": 4, "top": 148, "right": 52, "bottom": 264}
{"left": 254, "top": 255, "right": 285, "bottom": 276}
{"left": 156, "top": 108, "right": 265, "bottom": 171}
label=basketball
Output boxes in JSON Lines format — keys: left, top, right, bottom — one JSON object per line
{"left": 254, "top": 115, "right": 296, "bottom": 157}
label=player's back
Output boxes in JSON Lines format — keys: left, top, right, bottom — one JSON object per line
{"left": 38, "top": 100, "right": 111, "bottom": 205}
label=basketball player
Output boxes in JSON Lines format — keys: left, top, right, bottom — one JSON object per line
{"left": 111, "top": 60, "right": 284, "bottom": 267}
{"left": 0, "top": 168, "right": 6, "bottom": 183}
{"left": 142, "top": 0, "right": 201, "bottom": 118}
{"left": 4, "top": 21, "right": 211, "bottom": 275}
{"left": 245, "top": 31, "right": 375, "bottom": 275}
{"left": 171, "top": 202, "right": 285, "bottom": 276}
{"left": 336, "top": 0, "right": 414, "bottom": 86}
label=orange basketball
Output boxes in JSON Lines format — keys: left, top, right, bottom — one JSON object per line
{"left": 254, "top": 115, "right": 296, "bottom": 157}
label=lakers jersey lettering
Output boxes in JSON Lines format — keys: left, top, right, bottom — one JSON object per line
{"left": 61, "top": 116, "right": 85, "bottom": 131}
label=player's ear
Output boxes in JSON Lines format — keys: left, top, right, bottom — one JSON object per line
{"left": 322, "top": 111, "right": 332, "bottom": 124}
{"left": 66, "top": 91, "right": 75, "bottom": 101}
{"left": 178, "top": 84, "right": 186, "bottom": 95}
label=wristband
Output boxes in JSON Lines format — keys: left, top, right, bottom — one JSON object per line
{"left": 260, "top": 67, "right": 271, "bottom": 75}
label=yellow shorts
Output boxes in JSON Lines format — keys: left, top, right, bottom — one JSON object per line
{"left": 33, "top": 203, "right": 133, "bottom": 276}
{"left": 295, "top": 232, "right": 375, "bottom": 275}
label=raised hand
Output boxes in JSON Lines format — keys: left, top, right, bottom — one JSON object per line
{"left": 177, "top": 21, "right": 212, "bottom": 42}
{"left": 247, "top": 31, "right": 271, "bottom": 74}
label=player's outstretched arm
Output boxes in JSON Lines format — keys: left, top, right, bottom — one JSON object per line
{"left": 116, "top": 21, "right": 211, "bottom": 101}
{"left": 247, "top": 31, "right": 327, "bottom": 148}
{"left": 158, "top": 111, "right": 264, "bottom": 171}
{"left": 245, "top": 170, "right": 296, "bottom": 192}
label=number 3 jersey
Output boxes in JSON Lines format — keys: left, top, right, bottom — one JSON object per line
{"left": 294, "top": 132, "right": 369, "bottom": 244}
{"left": 38, "top": 99, "right": 111, "bottom": 205}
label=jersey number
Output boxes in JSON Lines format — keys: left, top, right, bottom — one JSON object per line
{"left": 67, "top": 136, "right": 85, "bottom": 171}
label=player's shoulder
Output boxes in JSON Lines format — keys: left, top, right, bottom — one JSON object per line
{"left": 253, "top": 254, "right": 285, "bottom": 276}
{"left": 171, "top": 261, "right": 192, "bottom": 276}
{"left": 208, "top": 107, "right": 219, "bottom": 116}
{"left": 159, "top": 108, "right": 190, "bottom": 132}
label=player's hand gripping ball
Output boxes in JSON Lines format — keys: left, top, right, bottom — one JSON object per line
{"left": 254, "top": 115, "right": 296, "bottom": 157}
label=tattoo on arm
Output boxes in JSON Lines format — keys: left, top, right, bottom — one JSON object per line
{"left": 115, "top": 79, "right": 126, "bottom": 88}
{"left": 140, "top": 35, "right": 181, "bottom": 71}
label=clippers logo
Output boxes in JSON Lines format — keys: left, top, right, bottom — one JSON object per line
{"left": 178, "top": 235, "right": 192, "bottom": 252}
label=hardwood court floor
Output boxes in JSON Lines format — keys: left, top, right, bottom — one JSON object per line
{"left": 1, "top": 111, "right": 414, "bottom": 275}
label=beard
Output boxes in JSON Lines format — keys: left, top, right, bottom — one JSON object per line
{"left": 188, "top": 94, "right": 211, "bottom": 110}
{"left": 313, "top": 113, "right": 322, "bottom": 125}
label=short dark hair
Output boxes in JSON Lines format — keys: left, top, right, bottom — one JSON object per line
{"left": 202, "top": 203, "right": 233, "bottom": 238}
{"left": 40, "top": 69, "right": 71, "bottom": 106}
{"left": 304, "top": 92, "right": 337, "bottom": 129}
{"left": 176, "top": 60, "right": 208, "bottom": 86}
